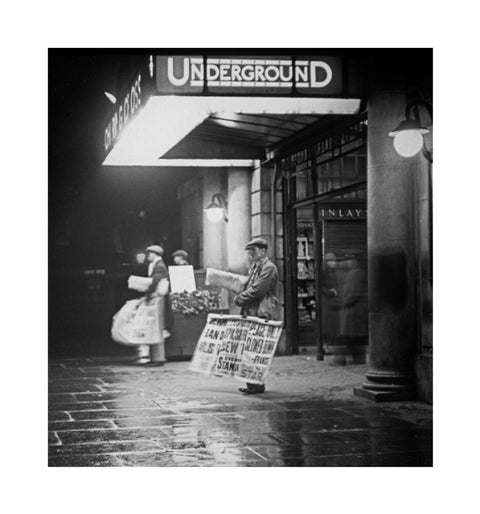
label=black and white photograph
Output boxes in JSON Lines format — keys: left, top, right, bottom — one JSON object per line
{"left": 49, "top": 48, "right": 433, "bottom": 467}
{"left": 7, "top": 2, "right": 480, "bottom": 511}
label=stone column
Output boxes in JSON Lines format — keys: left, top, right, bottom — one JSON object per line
{"left": 202, "top": 169, "right": 227, "bottom": 270}
{"left": 226, "top": 168, "right": 251, "bottom": 275}
{"left": 354, "top": 91, "right": 420, "bottom": 401}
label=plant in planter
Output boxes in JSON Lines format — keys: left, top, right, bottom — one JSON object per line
{"left": 170, "top": 289, "right": 221, "bottom": 316}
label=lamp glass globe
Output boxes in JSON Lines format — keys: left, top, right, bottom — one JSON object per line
{"left": 206, "top": 207, "right": 224, "bottom": 223}
{"left": 393, "top": 129, "right": 424, "bottom": 158}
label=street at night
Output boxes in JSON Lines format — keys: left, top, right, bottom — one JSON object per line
{"left": 48, "top": 48, "right": 437, "bottom": 471}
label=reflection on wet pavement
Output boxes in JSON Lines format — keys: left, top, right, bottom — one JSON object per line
{"left": 49, "top": 358, "right": 432, "bottom": 467}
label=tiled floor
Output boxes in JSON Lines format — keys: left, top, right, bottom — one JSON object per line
{"left": 48, "top": 357, "right": 432, "bottom": 467}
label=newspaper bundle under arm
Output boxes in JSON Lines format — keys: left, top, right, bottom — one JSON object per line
{"left": 128, "top": 275, "right": 170, "bottom": 296}
{"left": 128, "top": 275, "right": 153, "bottom": 292}
{"left": 205, "top": 268, "right": 248, "bottom": 294}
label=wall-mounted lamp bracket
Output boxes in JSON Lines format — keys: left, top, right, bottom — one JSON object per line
{"left": 389, "top": 99, "right": 432, "bottom": 162}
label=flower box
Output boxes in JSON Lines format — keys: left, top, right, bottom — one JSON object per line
{"left": 166, "top": 288, "right": 226, "bottom": 360}
{"left": 166, "top": 310, "right": 228, "bottom": 360}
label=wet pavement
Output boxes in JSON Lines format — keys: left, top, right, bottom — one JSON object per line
{"left": 48, "top": 355, "right": 432, "bottom": 466}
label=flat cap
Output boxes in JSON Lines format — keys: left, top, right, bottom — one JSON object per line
{"left": 145, "top": 245, "right": 164, "bottom": 256}
{"left": 171, "top": 249, "right": 188, "bottom": 259}
{"left": 245, "top": 238, "right": 268, "bottom": 250}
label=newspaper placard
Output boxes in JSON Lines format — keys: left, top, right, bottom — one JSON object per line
{"left": 168, "top": 265, "right": 196, "bottom": 293}
{"left": 236, "top": 321, "right": 282, "bottom": 384}
{"left": 188, "top": 316, "right": 227, "bottom": 374}
{"left": 189, "top": 314, "right": 283, "bottom": 385}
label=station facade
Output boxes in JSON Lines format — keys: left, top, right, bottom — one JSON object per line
{"left": 102, "top": 50, "right": 433, "bottom": 403}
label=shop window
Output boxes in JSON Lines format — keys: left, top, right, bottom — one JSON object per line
{"left": 295, "top": 217, "right": 317, "bottom": 343}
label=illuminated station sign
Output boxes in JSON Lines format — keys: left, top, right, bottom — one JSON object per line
{"left": 156, "top": 56, "right": 343, "bottom": 95}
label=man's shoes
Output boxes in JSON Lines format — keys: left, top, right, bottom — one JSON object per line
{"left": 239, "top": 384, "right": 265, "bottom": 394}
{"left": 143, "top": 361, "right": 165, "bottom": 367}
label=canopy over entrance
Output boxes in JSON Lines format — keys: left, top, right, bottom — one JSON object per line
{"left": 102, "top": 54, "right": 363, "bottom": 167}
{"left": 102, "top": 95, "right": 362, "bottom": 166}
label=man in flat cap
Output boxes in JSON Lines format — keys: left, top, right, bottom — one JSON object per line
{"left": 171, "top": 249, "right": 189, "bottom": 266}
{"left": 137, "top": 245, "right": 171, "bottom": 366}
{"left": 233, "top": 238, "right": 279, "bottom": 394}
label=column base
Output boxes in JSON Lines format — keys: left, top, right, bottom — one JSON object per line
{"left": 354, "top": 367, "right": 416, "bottom": 402}
{"left": 353, "top": 384, "right": 416, "bottom": 402}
